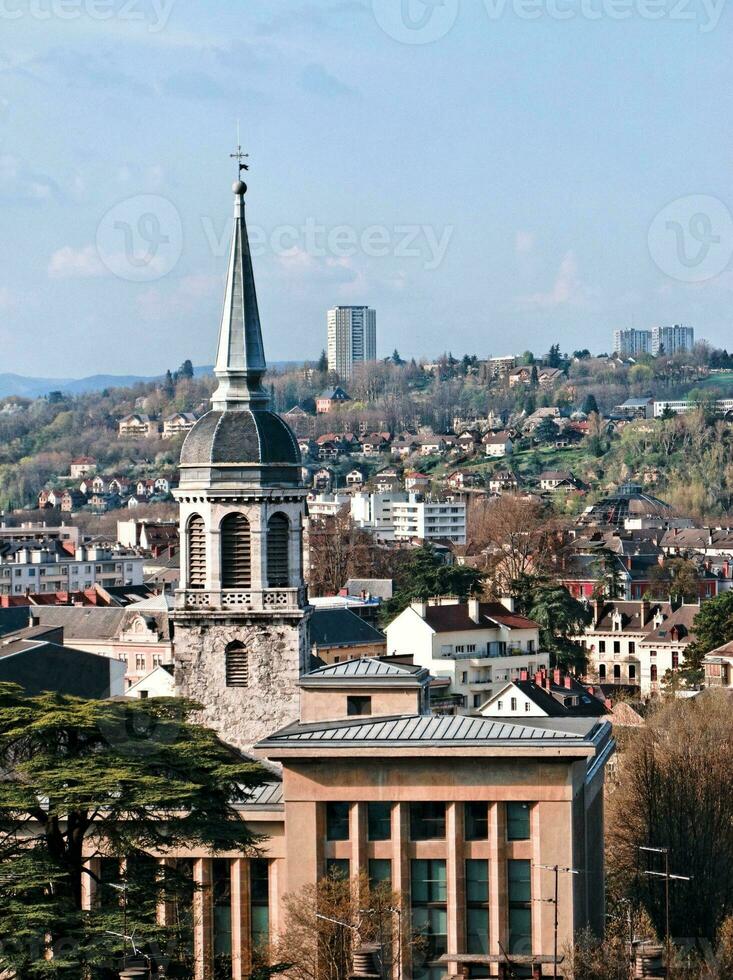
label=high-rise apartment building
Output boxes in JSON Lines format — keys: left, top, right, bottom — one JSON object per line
{"left": 651, "top": 324, "right": 694, "bottom": 356}
{"left": 327, "top": 305, "right": 377, "bottom": 379}
{"left": 613, "top": 328, "right": 651, "bottom": 357}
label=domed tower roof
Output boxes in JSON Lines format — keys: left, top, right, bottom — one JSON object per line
{"left": 177, "top": 170, "right": 302, "bottom": 490}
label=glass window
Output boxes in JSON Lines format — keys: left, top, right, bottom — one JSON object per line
{"left": 613, "top": 640, "right": 620, "bottom": 654}
{"left": 369, "top": 858, "right": 392, "bottom": 889}
{"left": 367, "top": 802, "right": 392, "bottom": 841}
{"left": 326, "top": 802, "right": 350, "bottom": 841}
{"left": 250, "top": 859, "right": 269, "bottom": 951}
{"left": 326, "top": 858, "right": 350, "bottom": 879}
{"left": 212, "top": 858, "right": 232, "bottom": 972}
{"left": 411, "top": 859, "right": 447, "bottom": 970}
{"left": 508, "top": 859, "right": 532, "bottom": 956}
{"left": 464, "top": 802, "right": 489, "bottom": 841}
{"left": 598, "top": 640, "right": 606, "bottom": 653}
{"left": 347, "top": 695, "right": 372, "bottom": 716}
{"left": 466, "top": 859, "right": 489, "bottom": 954}
{"left": 507, "top": 802, "right": 530, "bottom": 841}
{"left": 410, "top": 802, "right": 446, "bottom": 840}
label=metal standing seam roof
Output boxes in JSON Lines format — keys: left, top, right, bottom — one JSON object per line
{"left": 306, "top": 658, "right": 410, "bottom": 679}
{"left": 262, "top": 713, "right": 592, "bottom": 746}
{"left": 241, "top": 781, "right": 283, "bottom": 807}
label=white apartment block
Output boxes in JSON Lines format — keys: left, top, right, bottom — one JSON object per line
{"left": 350, "top": 490, "right": 408, "bottom": 542}
{"left": 306, "top": 492, "right": 352, "bottom": 520}
{"left": 0, "top": 545, "right": 145, "bottom": 596}
{"left": 391, "top": 495, "right": 467, "bottom": 544}
{"left": 653, "top": 398, "right": 733, "bottom": 418}
{"left": 327, "top": 306, "right": 377, "bottom": 380}
{"left": 651, "top": 324, "right": 694, "bottom": 356}
{"left": 613, "top": 328, "right": 651, "bottom": 357}
{"left": 385, "top": 597, "right": 549, "bottom": 709}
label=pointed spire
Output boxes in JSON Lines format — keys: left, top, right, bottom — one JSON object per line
{"left": 211, "top": 179, "right": 268, "bottom": 411}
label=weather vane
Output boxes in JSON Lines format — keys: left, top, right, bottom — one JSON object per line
{"left": 231, "top": 121, "right": 249, "bottom": 175}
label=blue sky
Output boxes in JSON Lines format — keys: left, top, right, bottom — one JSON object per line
{"left": 1, "top": 0, "right": 732, "bottom": 377}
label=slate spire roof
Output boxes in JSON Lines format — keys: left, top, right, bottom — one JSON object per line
{"left": 211, "top": 180, "right": 268, "bottom": 411}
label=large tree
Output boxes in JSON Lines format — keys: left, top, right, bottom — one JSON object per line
{"left": 679, "top": 590, "right": 733, "bottom": 684}
{"left": 0, "top": 685, "right": 268, "bottom": 979}
{"left": 380, "top": 545, "right": 484, "bottom": 623}
{"left": 608, "top": 691, "right": 733, "bottom": 941}
{"left": 522, "top": 582, "right": 591, "bottom": 672}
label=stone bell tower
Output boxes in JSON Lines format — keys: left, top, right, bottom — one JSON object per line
{"left": 172, "top": 164, "right": 310, "bottom": 754}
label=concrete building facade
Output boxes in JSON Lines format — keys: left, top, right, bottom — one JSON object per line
{"left": 327, "top": 305, "right": 377, "bottom": 380}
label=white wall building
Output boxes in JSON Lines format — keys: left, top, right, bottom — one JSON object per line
{"left": 385, "top": 597, "right": 549, "bottom": 709}
{"left": 653, "top": 398, "right": 733, "bottom": 417}
{"left": 391, "top": 495, "right": 467, "bottom": 544}
{"left": 651, "top": 324, "right": 694, "bottom": 356}
{"left": 0, "top": 545, "right": 144, "bottom": 596}
{"left": 613, "top": 328, "right": 651, "bottom": 356}
{"left": 306, "top": 492, "right": 352, "bottom": 520}
{"left": 350, "top": 490, "right": 408, "bottom": 542}
{"left": 327, "top": 306, "right": 377, "bottom": 380}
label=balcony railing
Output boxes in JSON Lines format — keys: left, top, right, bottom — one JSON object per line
{"left": 176, "top": 586, "right": 306, "bottom": 613}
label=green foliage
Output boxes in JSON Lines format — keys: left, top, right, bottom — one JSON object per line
{"left": 581, "top": 393, "right": 599, "bottom": 415}
{"left": 380, "top": 546, "right": 484, "bottom": 623}
{"left": 534, "top": 416, "right": 560, "bottom": 443}
{"left": 0, "top": 685, "right": 268, "bottom": 978}
{"left": 515, "top": 579, "right": 591, "bottom": 671}
{"left": 680, "top": 590, "right": 733, "bottom": 683}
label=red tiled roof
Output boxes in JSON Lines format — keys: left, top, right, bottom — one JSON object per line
{"left": 422, "top": 602, "right": 539, "bottom": 633}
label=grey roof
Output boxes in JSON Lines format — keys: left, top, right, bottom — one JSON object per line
{"left": 211, "top": 186, "right": 267, "bottom": 410}
{"left": 243, "top": 781, "right": 283, "bottom": 807}
{"left": 309, "top": 609, "right": 385, "bottom": 650}
{"left": 180, "top": 409, "right": 301, "bottom": 468}
{"left": 259, "top": 713, "right": 600, "bottom": 748}
{"left": 345, "top": 578, "right": 393, "bottom": 599}
{"left": 306, "top": 658, "right": 414, "bottom": 679}
{"left": 0, "top": 605, "right": 171, "bottom": 642}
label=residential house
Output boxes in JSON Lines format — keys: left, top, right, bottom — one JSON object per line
{"left": 483, "top": 432, "right": 513, "bottom": 458}
{"left": 117, "top": 414, "right": 160, "bottom": 439}
{"left": 418, "top": 435, "right": 447, "bottom": 457}
{"left": 445, "top": 470, "right": 484, "bottom": 491}
{"left": 60, "top": 489, "right": 86, "bottom": 512}
{"left": 385, "top": 596, "right": 549, "bottom": 709}
{"left": 575, "top": 598, "right": 699, "bottom": 695}
{"left": 479, "top": 669, "right": 609, "bottom": 719}
{"left": 309, "top": 608, "right": 387, "bottom": 664}
{"left": 404, "top": 471, "right": 431, "bottom": 492}
{"left": 162, "top": 412, "right": 198, "bottom": 437}
{"left": 612, "top": 398, "right": 654, "bottom": 420}
{"left": 508, "top": 365, "right": 534, "bottom": 387}
{"left": 391, "top": 436, "right": 419, "bottom": 458}
{"left": 69, "top": 457, "right": 97, "bottom": 479}
{"left": 345, "top": 468, "right": 366, "bottom": 488}
{"left": 316, "top": 386, "right": 351, "bottom": 414}
{"left": 537, "top": 367, "right": 565, "bottom": 388}
{"left": 361, "top": 432, "right": 391, "bottom": 456}
{"left": 538, "top": 470, "right": 584, "bottom": 493}
{"left": 488, "top": 471, "right": 520, "bottom": 494}
{"left": 702, "top": 641, "right": 733, "bottom": 688}
{"left": 281, "top": 405, "right": 314, "bottom": 438}
{"left": 456, "top": 431, "right": 480, "bottom": 454}
{"left": 312, "top": 467, "right": 335, "bottom": 492}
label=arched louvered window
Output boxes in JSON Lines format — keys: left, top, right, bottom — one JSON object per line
{"left": 267, "top": 513, "right": 290, "bottom": 588}
{"left": 187, "top": 514, "right": 206, "bottom": 589}
{"left": 221, "top": 514, "right": 251, "bottom": 589}
{"left": 225, "top": 641, "right": 249, "bottom": 687}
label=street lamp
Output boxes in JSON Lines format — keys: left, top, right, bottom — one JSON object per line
{"left": 537, "top": 864, "right": 581, "bottom": 980}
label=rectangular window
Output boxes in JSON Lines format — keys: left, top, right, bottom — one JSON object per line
{"left": 629, "top": 641, "right": 636, "bottom": 653}
{"left": 411, "top": 859, "right": 447, "bottom": 968}
{"left": 598, "top": 640, "right": 606, "bottom": 653}
{"left": 629, "top": 664, "right": 636, "bottom": 680}
{"left": 250, "top": 859, "right": 270, "bottom": 951}
{"left": 369, "top": 858, "right": 392, "bottom": 889}
{"left": 367, "top": 802, "right": 392, "bottom": 841}
{"left": 212, "top": 858, "right": 232, "bottom": 971}
{"left": 508, "top": 859, "right": 532, "bottom": 955}
{"left": 410, "top": 802, "right": 446, "bottom": 841}
{"left": 672, "top": 652, "right": 679, "bottom": 669}
{"left": 326, "top": 802, "right": 350, "bottom": 841}
{"left": 347, "top": 695, "right": 372, "bottom": 716}
{"left": 507, "top": 803, "right": 531, "bottom": 841}
{"left": 466, "top": 859, "right": 489, "bottom": 954}
{"left": 464, "top": 802, "right": 489, "bottom": 841}
{"left": 326, "top": 858, "right": 350, "bottom": 879}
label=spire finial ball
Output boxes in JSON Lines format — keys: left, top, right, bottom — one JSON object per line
{"left": 233, "top": 180, "right": 247, "bottom": 196}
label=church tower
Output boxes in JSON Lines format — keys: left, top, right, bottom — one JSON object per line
{"left": 172, "top": 166, "right": 309, "bottom": 754}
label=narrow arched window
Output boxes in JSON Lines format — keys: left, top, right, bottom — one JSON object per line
{"left": 187, "top": 514, "right": 206, "bottom": 589}
{"left": 225, "top": 641, "right": 249, "bottom": 687}
{"left": 221, "top": 514, "right": 251, "bottom": 589}
{"left": 267, "top": 513, "right": 290, "bottom": 587}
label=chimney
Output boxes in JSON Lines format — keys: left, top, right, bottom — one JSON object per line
{"left": 640, "top": 598, "right": 650, "bottom": 625}
{"left": 534, "top": 671, "right": 543, "bottom": 686}
{"left": 411, "top": 599, "right": 428, "bottom": 618}
{"left": 553, "top": 668, "right": 561, "bottom": 686}
{"left": 520, "top": 668, "right": 528, "bottom": 681}
{"left": 468, "top": 597, "right": 481, "bottom": 623}
{"left": 499, "top": 596, "right": 515, "bottom": 613}
{"left": 592, "top": 597, "right": 602, "bottom": 627}
{"left": 564, "top": 674, "right": 572, "bottom": 689}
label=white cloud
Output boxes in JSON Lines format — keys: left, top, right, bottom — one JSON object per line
{"left": 48, "top": 245, "right": 106, "bottom": 279}
{"left": 515, "top": 251, "right": 590, "bottom": 310}
{"left": 515, "top": 230, "right": 535, "bottom": 255}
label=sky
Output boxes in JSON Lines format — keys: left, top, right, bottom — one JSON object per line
{"left": 0, "top": 0, "right": 732, "bottom": 377}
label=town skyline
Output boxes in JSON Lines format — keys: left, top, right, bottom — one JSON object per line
{"left": 2, "top": 0, "right": 732, "bottom": 376}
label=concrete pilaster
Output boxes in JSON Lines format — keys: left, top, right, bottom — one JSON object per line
{"left": 193, "top": 857, "right": 213, "bottom": 980}
{"left": 231, "top": 858, "right": 251, "bottom": 980}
